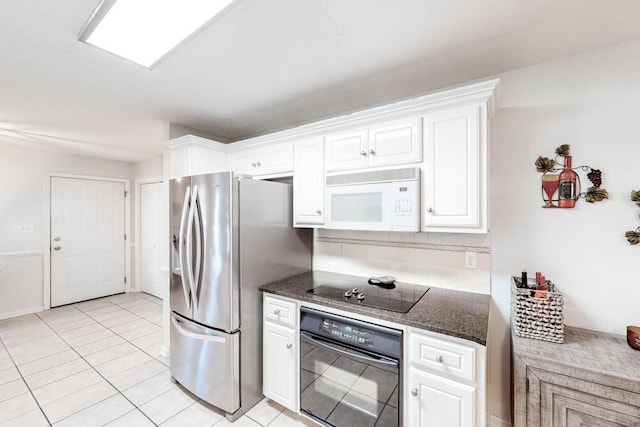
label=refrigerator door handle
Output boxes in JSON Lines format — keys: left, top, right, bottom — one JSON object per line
{"left": 193, "top": 195, "right": 203, "bottom": 309}
{"left": 185, "top": 185, "right": 198, "bottom": 307}
{"left": 171, "top": 315, "right": 226, "bottom": 343}
{"left": 178, "top": 185, "right": 191, "bottom": 309}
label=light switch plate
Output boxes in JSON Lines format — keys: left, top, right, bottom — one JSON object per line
{"left": 11, "top": 224, "right": 34, "bottom": 233}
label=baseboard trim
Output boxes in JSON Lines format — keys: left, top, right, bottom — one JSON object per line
{"left": 159, "top": 345, "right": 170, "bottom": 358}
{"left": 489, "top": 415, "right": 512, "bottom": 427}
{"left": 0, "top": 306, "right": 44, "bottom": 321}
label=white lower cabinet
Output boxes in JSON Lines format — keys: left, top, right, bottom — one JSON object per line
{"left": 408, "top": 368, "right": 476, "bottom": 427}
{"left": 263, "top": 295, "right": 298, "bottom": 412}
{"left": 263, "top": 321, "right": 297, "bottom": 410}
{"left": 406, "top": 328, "right": 485, "bottom": 427}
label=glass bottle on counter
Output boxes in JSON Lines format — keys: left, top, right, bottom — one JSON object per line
{"left": 558, "top": 155, "right": 577, "bottom": 208}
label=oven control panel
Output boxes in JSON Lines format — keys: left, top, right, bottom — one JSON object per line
{"left": 321, "top": 318, "right": 375, "bottom": 347}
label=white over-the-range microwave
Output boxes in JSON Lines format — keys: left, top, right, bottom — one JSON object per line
{"left": 325, "top": 167, "right": 420, "bottom": 232}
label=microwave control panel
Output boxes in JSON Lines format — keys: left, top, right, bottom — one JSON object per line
{"left": 391, "top": 180, "right": 419, "bottom": 231}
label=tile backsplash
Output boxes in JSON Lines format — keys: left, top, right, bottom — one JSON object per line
{"left": 313, "top": 229, "right": 491, "bottom": 295}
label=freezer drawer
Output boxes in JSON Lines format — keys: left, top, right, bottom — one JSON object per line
{"left": 170, "top": 313, "right": 240, "bottom": 414}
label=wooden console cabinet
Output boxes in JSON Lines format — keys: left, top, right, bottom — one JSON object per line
{"left": 513, "top": 326, "right": 640, "bottom": 426}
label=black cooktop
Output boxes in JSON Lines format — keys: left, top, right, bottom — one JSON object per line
{"left": 307, "top": 280, "right": 429, "bottom": 313}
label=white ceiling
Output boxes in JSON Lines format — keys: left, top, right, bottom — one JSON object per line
{"left": 2, "top": 0, "right": 640, "bottom": 162}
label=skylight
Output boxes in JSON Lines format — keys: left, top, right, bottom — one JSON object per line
{"left": 80, "top": 0, "right": 233, "bottom": 68}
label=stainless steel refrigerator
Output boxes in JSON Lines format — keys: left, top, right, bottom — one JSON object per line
{"left": 169, "top": 172, "right": 312, "bottom": 420}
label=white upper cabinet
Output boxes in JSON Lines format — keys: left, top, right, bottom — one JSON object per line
{"left": 293, "top": 137, "right": 324, "bottom": 227}
{"left": 167, "top": 136, "right": 228, "bottom": 179}
{"left": 229, "top": 141, "right": 293, "bottom": 176}
{"left": 368, "top": 117, "right": 422, "bottom": 167}
{"left": 325, "top": 117, "right": 422, "bottom": 172}
{"left": 422, "top": 104, "right": 487, "bottom": 233}
{"left": 324, "top": 129, "right": 369, "bottom": 171}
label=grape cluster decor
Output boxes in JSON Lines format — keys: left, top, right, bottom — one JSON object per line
{"left": 625, "top": 190, "right": 640, "bottom": 245}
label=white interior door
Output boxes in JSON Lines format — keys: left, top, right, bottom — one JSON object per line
{"left": 140, "top": 181, "right": 162, "bottom": 299}
{"left": 51, "top": 177, "right": 125, "bottom": 307}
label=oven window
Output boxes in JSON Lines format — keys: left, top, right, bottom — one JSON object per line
{"left": 331, "top": 192, "right": 383, "bottom": 223}
{"left": 300, "top": 339, "right": 399, "bottom": 427}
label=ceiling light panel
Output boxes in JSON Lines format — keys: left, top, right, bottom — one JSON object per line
{"left": 82, "top": 0, "right": 233, "bottom": 68}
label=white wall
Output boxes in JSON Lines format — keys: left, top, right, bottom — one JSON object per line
{"left": 489, "top": 39, "right": 640, "bottom": 422}
{"left": 134, "top": 156, "right": 163, "bottom": 181}
{"left": 0, "top": 142, "right": 133, "bottom": 317}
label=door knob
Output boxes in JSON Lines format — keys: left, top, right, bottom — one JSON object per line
{"left": 286, "top": 343, "right": 292, "bottom": 349}
{"left": 427, "top": 207, "right": 433, "bottom": 213}
{"left": 411, "top": 388, "right": 418, "bottom": 397}
{"left": 369, "top": 148, "right": 376, "bottom": 155}
{"left": 256, "top": 162, "right": 261, "bottom": 167}
{"left": 53, "top": 236, "right": 61, "bottom": 241}
{"left": 435, "top": 355, "right": 444, "bottom": 363}
{"left": 53, "top": 246, "right": 61, "bottom": 251}
{"left": 251, "top": 162, "right": 257, "bottom": 167}
{"left": 316, "top": 209, "right": 322, "bottom": 215}
{"left": 360, "top": 150, "right": 367, "bottom": 156}
{"left": 273, "top": 309, "right": 280, "bottom": 315}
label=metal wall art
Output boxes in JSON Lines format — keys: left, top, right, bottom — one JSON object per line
{"left": 535, "top": 145, "right": 608, "bottom": 208}
{"left": 625, "top": 190, "right": 640, "bottom": 245}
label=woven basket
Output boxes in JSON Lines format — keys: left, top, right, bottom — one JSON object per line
{"left": 511, "top": 277, "right": 564, "bottom": 343}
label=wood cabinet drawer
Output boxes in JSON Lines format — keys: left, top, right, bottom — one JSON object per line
{"left": 409, "top": 331, "right": 476, "bottom": 382}
{"left": 263, "top": 295, "right": 297, "bottom": 327}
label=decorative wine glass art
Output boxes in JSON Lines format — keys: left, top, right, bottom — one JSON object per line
{"left": 542, "top": 174, "right": 560, "bottom": 208}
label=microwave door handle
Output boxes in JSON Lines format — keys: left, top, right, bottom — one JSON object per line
{"left": 300, "top": 332, "right": 398, "bottom": 367}
{"left": 178, "top": 186, "right": 191, "bottom": 309}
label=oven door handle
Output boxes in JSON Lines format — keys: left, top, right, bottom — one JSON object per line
{"left": 300, "top": 331, "right": 398, "bottom": 367}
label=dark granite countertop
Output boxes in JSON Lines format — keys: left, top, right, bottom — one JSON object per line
{"left": 259, "top": 270, "right": 490, "bottom": 346}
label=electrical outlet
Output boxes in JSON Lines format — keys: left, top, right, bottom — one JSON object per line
{"left": 465, "top": 251, "right": 477, "bottom": 269}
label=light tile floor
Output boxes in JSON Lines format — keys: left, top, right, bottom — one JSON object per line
{"left": 0, "top": 293, "right": 316, "bottom": 427}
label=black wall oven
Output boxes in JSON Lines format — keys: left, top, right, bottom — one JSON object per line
{"left": 299, "top": 307, "right": 402, "bottom": 427}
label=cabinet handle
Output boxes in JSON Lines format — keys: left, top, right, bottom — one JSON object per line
{"left": 360, "top": 150, "right": 367, "bottom": 157}
{"left": 256, "top": 162, "right": 261, "bottom": 167}
{"left": 286, "top": 343, "right": 292, "bottom": 349}
{"left": 411, "top": 388, "right": 418, "bottom": 397}
{"left": 435, "top": 355, "right": 444, "bottom": 363}
{"left": 316, "top": 209, "right": 322, "bottom": 215}
{"left": 369, "top": 148, "right": 375, "bottom": 155}
{"left": 273, "top": 309, "right": 280, "bottom": 315}
{"left": 251, "top": 162, "right": 257, "bottom": 167}
{"left": 427, "top": 207, "right": 433, "bottom": 213}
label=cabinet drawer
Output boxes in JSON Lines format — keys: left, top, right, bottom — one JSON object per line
{"left": 263, "top": 295, "right": 297, "bottom": 327}
{"left": 409, "top": 331, "right": 476, "bottom": 382}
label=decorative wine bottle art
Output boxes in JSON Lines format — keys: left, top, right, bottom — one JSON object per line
{"left": 535, "top": 145, "right": 607, "bottom": 208}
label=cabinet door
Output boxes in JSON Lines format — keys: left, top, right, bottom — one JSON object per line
{"left": 257, "top": 142, "right": 294, "bottom": 175}
{"left": 190, "top": 146, "right": 228, "bottom": 176}
{"left": 527, "top": 367, "right": 640, "bottom": 427}
{"left": 422, "top": 105, "right": 482, "bottom": 231}
{"left": 169, "top": 146, "right": 190, "bottom": 179}
{"left": 229, "top": 149, "right": 258, "bottom": 175}
{"left": 293, "top": 137, "right": 324, "bottom": 226}
{"left": 368, "top": 117, "right": 422, "bottom": 167}
{"left": 325, "top": 129, "right": 369, "bottom": 171}
{"left": 263, "top": 321, "right": 297, "bottom": 411}
{"left": 409, "top": 368, "right": 475, "bottom": 427}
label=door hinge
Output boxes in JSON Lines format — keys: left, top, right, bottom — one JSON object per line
{"left": 526, "top": 377, "right": 530, "bottom": 393}
{"left": 124, "top": 190, "right": 129, "bottom": 197}
{"left": 124, "top": 233, "right": 127, "bottom": 241}
{"left": 124, "top": 276, "right": 127, "bottom": 284}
